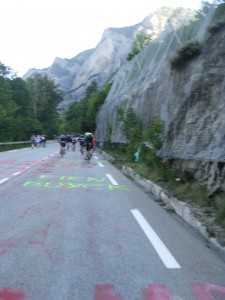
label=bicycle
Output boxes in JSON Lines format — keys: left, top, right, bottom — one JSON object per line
{"left": 72, "top": 143, "right": 76, "bottom": 151}
{"left": 84, "top": 147, "right": 93, "bottom": 161}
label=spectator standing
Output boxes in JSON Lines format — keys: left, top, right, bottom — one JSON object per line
{"left": 30, "top": 134, "right": 36, "bottom": 148}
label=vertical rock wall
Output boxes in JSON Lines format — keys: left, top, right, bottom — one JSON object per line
{"left": 95, "top": 6, "right": 225, "bottom": 193}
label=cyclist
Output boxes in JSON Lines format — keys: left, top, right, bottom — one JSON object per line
{"left": 79, "top": 133, "right": 85, "bottom": 154}
{"left": 66, "top": 134, "right": 72, "bottom": 150}
{"left": 84, "top": 132, "right": 94, "bottom": 160}
{"left": 71, "top": 135, "right": 77, "bottom": 151}
{"left": 59, "top": 134, "right": 67, "bottom": 157}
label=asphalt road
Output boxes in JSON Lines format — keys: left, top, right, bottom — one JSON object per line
{"left": 0, "top": 142, "right": 225, "bottom": 300}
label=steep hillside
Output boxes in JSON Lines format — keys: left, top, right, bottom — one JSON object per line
{"left": 23, "top": 7, "right": 197, "bottom": 111}
{"left": 95, "top": 3, "right": 225, "bottom": 194}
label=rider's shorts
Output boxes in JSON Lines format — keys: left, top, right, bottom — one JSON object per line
{"left": 86, "top": 142, "right": 93, "bottom": 151}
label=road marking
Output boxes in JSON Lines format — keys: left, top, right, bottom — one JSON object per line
{"left": 12, "top": 172, "right": 21, "bottom": 176}
{"left": 106, "top": 174, "right": 119, "bottom": 185}
{"left": 0, "top": 178, "right": 9, "bottom": 185}
{"left": 131, "top": 209, "right": 181, "bottom": 269}
{"left": 98, "top": 162, "right": 104, "bottom": 167}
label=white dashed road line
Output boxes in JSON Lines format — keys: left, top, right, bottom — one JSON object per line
{"left": 131, "top": 209, "right": 181, "bottom": 269}
{"left": 106, "top": 174, "right": 119, "bottom": 185}
{"left": 0, "top": 178, "right": 10, "bottom": 185}
{"left": 12, "top": 172, "right": 22, "bottom": 176}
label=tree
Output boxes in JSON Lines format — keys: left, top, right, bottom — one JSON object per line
{"left": 0, "top": 72, "right": 19, "bottom": 141}
{"left": 122, "top": 108, "right": 143, "bottom": 159}
{"left": 127, "top": 32, "right": 153, "bottom": 61}
{"left": 26, "top": 73, "right": 63, "bottom": 137}
{"left": 86, "top": 81, "right": 113, "bottom": 132}
{"left": 0, "top": 61, "right": 12, "bottom": 77}
{"left": 60, "top": 81, "right": 112, "bottom": 134}
{"left": 10, "top": 77, "right": 32, "bottom": 116}
{"left": 85, "top": 80, "right": 98, "bottom": 98}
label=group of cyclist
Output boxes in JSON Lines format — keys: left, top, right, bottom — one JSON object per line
{"left": 59, "top": 133, "right": 96, "bottom": 159}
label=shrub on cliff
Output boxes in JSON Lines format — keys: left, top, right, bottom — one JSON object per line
{"left": 170, "top": 40, "right": 202, "bottom": 70}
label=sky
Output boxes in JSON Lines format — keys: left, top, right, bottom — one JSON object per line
{"left": 0, "top": 0, "right": 204, "bottom": 77}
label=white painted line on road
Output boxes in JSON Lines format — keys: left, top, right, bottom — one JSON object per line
{"left": 12, "top": 172, "right": 21, "bottom": 176}
{"left": 94, "top": 155, "right": 98, "bottom": 159}
{"left": 0, "top": 178, "right": 10, "bottom": 184}
{"left": 98, "top": 162, "right": 104, "bottom": 167}
{"left": 9, "top": 150, "right": 18, "bottom": 152}
{"left": 106, "top": 174, "right": 119, "bottom": 185}
{"left": 131, "top": 209, "right": 181, "bottom": 269}
{"left": 42, "top": 157, "right": 49, "bottom": 160}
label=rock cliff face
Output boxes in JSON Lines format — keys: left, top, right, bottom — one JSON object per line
{"left": 23, "top": 26, "right": 139, "bottom": 110}
{"left": 95, "top": 5, "right": 225, "bottom": 194}
{"left": 23, "top": 7, "right": 195, "bottom": 111}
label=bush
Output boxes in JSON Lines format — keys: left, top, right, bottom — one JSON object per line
{"left": 215, "top": 196, "right": 225, "bottom": 228}
{"left": 170, "top": 41, "right": 202, "bottom": 70}
{"left": 207, "top": 19, "right": 225, "bottom": 34}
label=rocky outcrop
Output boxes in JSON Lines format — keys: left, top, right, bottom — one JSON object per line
{"left": 95, "top": 4, "right": 225, "bottom": 193}
{"left": 23, "top": 27, "right": 138, "bottom": 111}
{"left": 95, "top": 8, "right": 223, "bottom": 152}
{"left": 23, "top": 7, "right": 196, "bottom": 111}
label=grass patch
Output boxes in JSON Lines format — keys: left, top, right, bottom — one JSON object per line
{"left": 215, "top": 195, "right": 225, "bottom": 228}
{"left": 104, "top": 145, "right": 210, "bottom": 207}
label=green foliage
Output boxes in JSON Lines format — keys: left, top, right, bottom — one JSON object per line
{"left": 104, "top": 110, "right": 218, "bottom": 215}
{"left": 0, "top": 62, "right": 12, "bottom": 77}
{"left": 170, "top": 40, "right": 202, "bottom": 70}
{"left": 116, "top": 106, "right": 125, "bottom": 121}
{"left": 26, "top": 73, "right": 63, "bottom": 137}
{"left": 86, "top": 82, "right": 111, "bottom": 132}
{"left": 127, "top": 32, "right": 152, "bottom": 61}
{"left": 143, "top": 118, "right": 164, "bottom": 151}
{"left": 119, "top": 107, "right": 143, "bottom": 159}
{"left": 215, "top": 196, "right": 225, "bottom": 228}
{"left": 10, "top": 77, "right": 32, "bottom": 116}
{"left": 60, "top": 81, "right": 112, "bottom": 134}
{"left": 0, "top": 76, "right": 12, "bottom": 108}
{"left": 85, "top": 81, "right": 98, "bottom": 99}
{"left": 0, "top": 61, "right": 63, "bottom": 141}
{"left": 207, "top": 19, "right": 225, "bottom": 34}
{"left": 140, "top": 118, "right": 164, "bottom": 177}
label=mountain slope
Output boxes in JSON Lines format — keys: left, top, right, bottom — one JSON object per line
{"left": 23, "top": 7, "right": 197, "bottom": 111}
